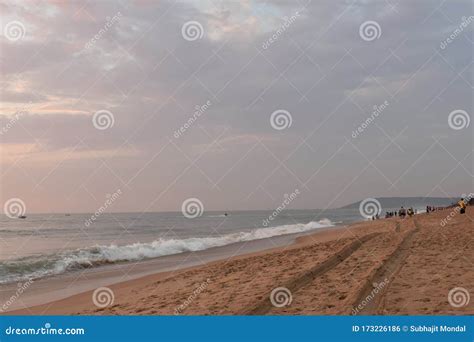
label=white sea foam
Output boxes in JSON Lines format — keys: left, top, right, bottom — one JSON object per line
{"left": 0, "top": 219, "right": 335, "bottom": 283}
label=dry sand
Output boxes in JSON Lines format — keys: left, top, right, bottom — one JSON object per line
{"left": 8, "top": 207, "right": 473, "bottom": 315}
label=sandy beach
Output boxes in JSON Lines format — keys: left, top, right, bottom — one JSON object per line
{"left": 7, "top": 207, "right": 473, "bottom": 315}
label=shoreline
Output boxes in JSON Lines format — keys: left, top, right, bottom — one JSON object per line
{"left": 0, "top": 224, "right": 344, "bottom": 313}
{"left": 4, "top": 207, "right": 473, "bottom": 315}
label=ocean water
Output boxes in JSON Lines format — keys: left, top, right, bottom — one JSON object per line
{"left": 0, "top": 209, "right": 365, "bottom": 284}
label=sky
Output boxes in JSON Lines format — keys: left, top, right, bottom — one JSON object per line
{"left": 0, "top": 0, "right": 472, "bottom": 214}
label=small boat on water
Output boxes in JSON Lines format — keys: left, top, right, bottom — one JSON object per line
{"left": 18, "top": 215, "right": 27, "bottom": 219}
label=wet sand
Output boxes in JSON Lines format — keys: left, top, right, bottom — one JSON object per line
{"left": 6, "top": 207, "right": 473, "bottom": 315}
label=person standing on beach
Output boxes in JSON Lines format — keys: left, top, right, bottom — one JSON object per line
{"left": 458, "top": 198, "right": 467, "bottom": 214}
{"left": 399, "top": 207, "right": 406, "bottom": 218}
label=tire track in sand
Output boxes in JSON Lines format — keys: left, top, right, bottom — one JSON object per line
{"left": 245, "top": 232, "right": 381, "bottom": 315}
{"left": 352, "top": 219, "right": 420, "bottom": 315}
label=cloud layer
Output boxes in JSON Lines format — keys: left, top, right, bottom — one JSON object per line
{"left": 1, "top": 0, "right": 472, "bottom": 213}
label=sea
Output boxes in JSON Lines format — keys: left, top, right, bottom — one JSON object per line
{"left": 0, "top": 208, "right": 387, "bottom": 285}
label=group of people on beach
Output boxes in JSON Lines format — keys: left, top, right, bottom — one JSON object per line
{"left": 379, "top": 197, "right": 470, "bottom": 220}
{"left": 427, "top": 198, "right": 470, "bottom": 214}
{"left": 384, "top": 206, "right": 416, "bottom": 219}
{"left": 425, "top": 206, "right": 444, "bottom": 213}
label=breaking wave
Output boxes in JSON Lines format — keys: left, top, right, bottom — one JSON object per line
{"left": 0, "top": 219, "right": 334, "bottom": 284}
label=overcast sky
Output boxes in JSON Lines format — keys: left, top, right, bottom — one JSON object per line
{"left": 0, "top": 0, "right": 472, "bottom": 214}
